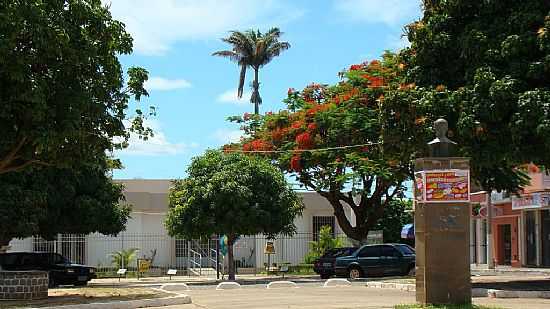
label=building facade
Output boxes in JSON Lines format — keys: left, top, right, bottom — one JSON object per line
{"left": 8, "top": 179, "right": 360, "bottom": 272}
{"left": 470, "top": 167, "right": 550, "bottom": 267}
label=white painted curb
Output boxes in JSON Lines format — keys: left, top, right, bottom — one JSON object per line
{"left": 488, "top": 289, "right": 550, "bottom": 299}
{"left": 160, "top": 283, "right": 190, "bottom": 293}
{"left": 40, "top": 294, "right": 192, "bottom": 309}
{"left": 267, "top": 281, "right": 298, "bottom": 289}
{"left": 216, "top": 282, "right": 241, "bottom": 290}
{"left": 323, "top": 279, "right": 352, "bottom": 287}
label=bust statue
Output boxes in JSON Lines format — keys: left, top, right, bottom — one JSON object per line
{"left": 428, "top": 118, "right": 456, "bottom": 157}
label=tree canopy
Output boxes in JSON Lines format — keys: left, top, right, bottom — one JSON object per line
{"left": 0, "top": 0, "right": 151, "bottom": 175}
{"left": 396, "top": 0, "right": 550, "bottom": 192}
{"left": 0, "top": 162, "right": 131, "bottom": 247}
{"left": 165, "top": 150, "right": 303, "bottom": 280}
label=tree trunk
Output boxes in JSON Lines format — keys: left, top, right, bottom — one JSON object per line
{"left": 227, "top": 235, "right": 237, "bottom": 281}
{"left": 485, "top": 190, "right": 495, "bottom": 269}
{"left": 251, "top": 68, "right": 261, "bottom": 115}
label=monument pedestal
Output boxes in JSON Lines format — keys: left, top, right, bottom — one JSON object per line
{"left": 415, "top": 158, "right": 471, "bottom": 305}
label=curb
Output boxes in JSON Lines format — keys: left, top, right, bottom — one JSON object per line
{"left": 34, "top": 294, "right": 192, "bottom": 309}
{"left": 365, "top": 282, "right": 550, "bottom": 299}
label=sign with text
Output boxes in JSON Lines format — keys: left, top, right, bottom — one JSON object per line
{"left": 415, "top": 170, "right": 470, "bottom": 203}
{"left": 512, "top": 192, "right": 550, "bottom": 210}
{"left": 264, "top": 241, "right": 275, "bottom": 254}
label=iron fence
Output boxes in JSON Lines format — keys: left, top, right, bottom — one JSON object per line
{"left": 7, "top": 231, "right": 381, "bottom": 278}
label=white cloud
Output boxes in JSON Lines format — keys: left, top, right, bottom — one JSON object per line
{"left": 213, "top": 128, "right": 243, "bottom": 144}
{"left": 334, "top": 0, "right": 420, "bottom": 26}
{"left": 217, "top": 89, "right": 252, "bottom": 105}
{"left": 117, "top": 119, "right": 195, "bottom": 156}
{"left": 144, "top": 77, "right": 191, "bottom": 91}
{"left": 103, "top": 0, "right": 303, "bottom": 55}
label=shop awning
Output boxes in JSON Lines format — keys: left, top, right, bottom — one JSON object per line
{"left": 401, "top": 223, "right": 414, "bottom": 239}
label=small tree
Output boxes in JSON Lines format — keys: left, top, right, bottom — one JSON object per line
{"left": 110, "top": 248, "right": 139, "bottom": 269}
{"left": 165, "top": 150, "right": 304, "bottom": 280}
{"left": 304, "top": 226, "right": 343, "bottom": 264}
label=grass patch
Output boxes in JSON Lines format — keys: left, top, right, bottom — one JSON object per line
{"left": 395, "top": 304, "right": 503, "bottom": 309}
{"left": 0, "top": 287, "right": 171, "bottom": 308}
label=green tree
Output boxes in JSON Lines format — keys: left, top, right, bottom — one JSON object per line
{"left": 374, "top": 199, "right": 413, "bottom": 244}
{"left": 213, "top": 28, "right": 290, "bottom": 114}
{"left": 225, "top": 53, "right": 414, "bottom": 243}
{"left": 399, "top": 0, "right": 550, "bottom": 193}
{"left": 304, "top": 226, "right": 344, "bottom": 264}
{"left": 0, "top": 0, "right": 151, "bottom": 175}
{"left": 165, "top": 150, "right": 303, "bottom": 281}
{"left": 0, "top": 162, "right": 131, "bottom": 249}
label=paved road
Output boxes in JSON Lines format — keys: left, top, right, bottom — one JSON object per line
{"left": 150, "top": 283, "right": 550, "bottom": 309}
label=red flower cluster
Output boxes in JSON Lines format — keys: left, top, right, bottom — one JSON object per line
{"left": 290, "top": 154, "right": 302, "bottom": 171}
{"left": 368, "top": 76, "right": 384, "bottom": 88}
{"left": 288, "top": 88, "right": 296, "bottom": 95}
{"left": 243, "top": 112, "right": 251, "bottom": 121}
{"left": 271, "top": 127, "right": 288, "bottom": 142}
{"left": 306, "top": 103, "right": 331, "bottom": 116}
{"left": 349, "top": 64, "right": 364, "bottom": 71}
{"left": 307, "top": 123, "right": 317, "bottom": 131}
{"left": 291, "top": 120, "right": 304, "bottom": 129}
{"left": 296, "top": 132, "right": 314, "bottom": 149}
{"left": 243, "top": 139, "right": 272, "bottom": 151}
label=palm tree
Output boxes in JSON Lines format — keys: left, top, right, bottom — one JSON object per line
{"left": 110, "top": 248, "right": 138, "bottom": 269}
{"left": 213, "top": 28, "right": 290, "bottom": 115}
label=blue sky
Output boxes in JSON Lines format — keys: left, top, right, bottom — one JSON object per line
{"left": 107, "top": 0, "right": 422, "bottom": 180}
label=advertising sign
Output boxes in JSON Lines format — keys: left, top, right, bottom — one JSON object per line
{"left": 415, "top": 170, "right": 470, "bottom": 203}
{"left": 512, "top": 192, "right": 550, "bottom": 210}
{"left": 264, "top": 241, "right": 275, "bottom": 254}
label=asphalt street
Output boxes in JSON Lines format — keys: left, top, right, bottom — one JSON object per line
{"left": 149, "top": 282, "right": 550, "bottom": 309}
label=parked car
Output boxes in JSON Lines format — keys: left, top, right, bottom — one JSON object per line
{"left": 313, "top": 247, "right": 358, "bottom": 279}
{"left": 334, "top": 244, "right": 415, "bottom": 279}
{"left": 0, "top": 252, "right": 96, "bottom": 287}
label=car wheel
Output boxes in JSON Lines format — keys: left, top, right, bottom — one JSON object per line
{"left": 348, "top": 267, "right": 362, "bottom": 280}
{"left": 407, "top": 266, "right": 415, "bottom": 276}
{"left": 74, "top": 281, "right": 88, "bottom": 286}
{"left": 320, "top": 274, "right": 330, "bottom": 279}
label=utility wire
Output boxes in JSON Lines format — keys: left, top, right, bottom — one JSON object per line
{"left": 224, "top": 142, "right": 380, "bottom": 154}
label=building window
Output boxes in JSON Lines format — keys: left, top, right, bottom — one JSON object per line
{"left": 313, "top": 216, "right": 335, "bottom": 241}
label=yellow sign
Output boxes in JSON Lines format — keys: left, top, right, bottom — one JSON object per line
{"left": 138, "top": 259, "right": 151, "bottom": 273}
{"left": 264, "top": 241, "right": 275, "bottom": 254}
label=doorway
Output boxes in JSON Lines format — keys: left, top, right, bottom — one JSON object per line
{"left": 498, "top": 224, "right": 512, "bottom": 265}
{"left": 525, "top": 211, "right": 537, "bottom": 266}
{"left": 542, "top": 210, "right": 550, "bottom": 266}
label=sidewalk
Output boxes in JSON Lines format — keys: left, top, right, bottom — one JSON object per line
{"left": 471, "top": 264, "right": 550, "bottom": 276}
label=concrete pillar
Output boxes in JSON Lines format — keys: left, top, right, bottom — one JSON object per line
{"left": 415, "top": 158, "right": 472, "bottom": 305}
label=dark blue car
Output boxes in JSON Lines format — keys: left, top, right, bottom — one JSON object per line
{"left": 334, "top": 244, "right": 415, "bottom": 279}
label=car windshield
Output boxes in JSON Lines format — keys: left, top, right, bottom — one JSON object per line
{"left": 396, "top": 244, "right": 415, "bottom": 255}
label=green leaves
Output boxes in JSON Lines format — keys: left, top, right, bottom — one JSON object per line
{"left": 165, "top": 150, "right": 304, "bottom": 240}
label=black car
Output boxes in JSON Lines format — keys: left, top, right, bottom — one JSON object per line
{"left": 0, "top": 252, "right": 96, "bottom": 287}
{"left": 313, "top": 247, "right": 358, "bottom": 279}
{"left": 334, "top": 244, "right": 415, "bottom": 279}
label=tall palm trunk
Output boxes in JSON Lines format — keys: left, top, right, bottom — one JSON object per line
{"left": 251, "top": 68, "right": 261, "bottom": 115}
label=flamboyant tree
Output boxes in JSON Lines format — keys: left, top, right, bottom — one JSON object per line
{"left": 225, "top": 53, "right": 418, "bottom": 243}
{"left": 166, "top": 150, "right": 303, "bottom": 280}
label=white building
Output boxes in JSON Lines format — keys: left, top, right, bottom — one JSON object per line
{"left": 9, "top": 179, "right": 358, "bottom": 273}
